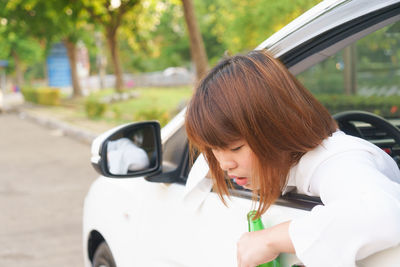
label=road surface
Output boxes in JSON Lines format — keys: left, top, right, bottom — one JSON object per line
{"left": 0, "top": 113, "right": 97, "bottom": 267}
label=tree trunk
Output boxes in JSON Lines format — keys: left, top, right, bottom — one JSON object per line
{"left": 64, "top": 39, "right": 83, "bottom": 98}
{"left": 43, "top": 61, "right": 49, "bottom": 86}
{"left": 106, "top": 28, "right": 124, "bottom": 92}
{"left": 95, "top": 31, "right": 107, "bottom": 89}
{"left": 11, "top": 50, "right": 24, "bottom": 89}
{"left": 343, "top": 44, "right": 357, "bottom": 95}
{"left": 182, "top": 0, "right": 209, "bottom": 83}
{"left": 40, "top": 39, "right": 49, "bottom": 86}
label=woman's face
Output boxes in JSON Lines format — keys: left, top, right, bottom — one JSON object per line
{"left": 211, "top": 140, "right": 257, "bottom": 190}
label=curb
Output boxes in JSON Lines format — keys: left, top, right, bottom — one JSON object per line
{"left": 15, "top": 107, "right": 98, "bottom": 145}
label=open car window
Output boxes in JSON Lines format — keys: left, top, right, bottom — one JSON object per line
{"left": 297, "top": 20, "right": 400, "bottom": 102}
{"left": 297, "top": 19, "right": 400, "bottom": 155}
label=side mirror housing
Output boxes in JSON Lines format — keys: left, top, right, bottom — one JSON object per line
{"left": 91, "top": 121, "right": 162, "bottom": 178}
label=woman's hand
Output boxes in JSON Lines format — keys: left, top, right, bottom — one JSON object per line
{"left": 237, "top": 221, "right": 295, "bottom": 267}
{"left": 237, "top": 229, "right": 279, "bottom": 267}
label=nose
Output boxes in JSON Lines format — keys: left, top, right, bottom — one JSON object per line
{"left": 213, "top": 150, "right": 237, "bottom": 171}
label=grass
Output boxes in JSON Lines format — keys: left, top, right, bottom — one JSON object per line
{"left": 78, "top": 86, "right": 193, "bottom": 126}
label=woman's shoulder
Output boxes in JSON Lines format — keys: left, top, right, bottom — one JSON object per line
{"left": 287, "top": 130, "right": 398, "bottom": 195}
{"left": 306, "top": 130, "right": 381, "bottom": 161}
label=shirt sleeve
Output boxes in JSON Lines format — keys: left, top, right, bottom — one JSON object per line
{"left": 289, "top": 151, "right": 400, "bottom": 267}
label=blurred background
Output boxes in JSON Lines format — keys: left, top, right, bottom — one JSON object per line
{"left": 0, "top": 1, "right": 322, "bottom": 266}
{"left": 0, "top": 0, "right": 321, "bottom": 128}
{"left": 1, "top": 0, "right": 400, "bottom": 266}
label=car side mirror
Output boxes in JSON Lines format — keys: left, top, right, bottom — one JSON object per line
{"left": 90, "top": 121, "right": 162, "bottom": 178}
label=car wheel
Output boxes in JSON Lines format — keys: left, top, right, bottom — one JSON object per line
{"left": 93, "top": 241, "right": 116, "bottom": 267}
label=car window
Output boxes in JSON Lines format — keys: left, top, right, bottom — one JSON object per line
{"left": 296, "top": 19, "right": 400, "bottom": 168}
{"left": 161, "top": 125, "right": 188, "bottom": 183}
{"left": 297, "top": 20, "right": 400, "bottom": 107}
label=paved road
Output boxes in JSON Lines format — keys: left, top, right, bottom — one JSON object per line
{"left": 0, "top": 113, "right": 97, "bottom": 267}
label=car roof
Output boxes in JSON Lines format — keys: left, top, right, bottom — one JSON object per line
{"left": 256, "top": 0, "right": 400, "bottom": 74}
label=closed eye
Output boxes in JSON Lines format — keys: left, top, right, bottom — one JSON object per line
{"left": 231, "top": 145, "right": 244, "bottom": 151}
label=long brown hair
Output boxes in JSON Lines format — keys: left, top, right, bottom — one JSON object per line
{"left": 185, "top": 50, "right": 337, "bottom": 217}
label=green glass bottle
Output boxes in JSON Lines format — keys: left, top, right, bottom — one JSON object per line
{"left": 247, "top": 210, "right": 280, "bottom": 267}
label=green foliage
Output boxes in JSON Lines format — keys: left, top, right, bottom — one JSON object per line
{"left": 37, "top": 88, "right": 61, "bottom": 106}
{"left": 0, "top": 1, "right": 45, "bottom": 79}
{"left": 21, "top": 87, "right": 60, "bottom": 106}
{"left": 112, "top": 106, "right": 122, "bottom": 120}
{"left": 316, "top": 95, "right": 400, "bottom": 118}
{"left": 86, "top": 86, "right": 191, "bottom": 126}
{"left": 85, "top": 98, "right": 107, "bottom": 119}
{"left": 1, "top": 0, "right": 325, "bottom": 79}
{"left": 119, "top": 0, "right": 192, "bottom": 72}
{"left": 211, "top": 0, "right": 321, "bottom": 54}
{"left": 134, "top": 108, "right": 171, "bottom": 126}
{"left": 21, "top": 87, "right": 38, "bottom": 103}
{"left": 123, "top": 0, "right": 322, "bottom": 71}
{"left": 297, "top": 21, "right": 400, "bottom": 97}
{"left": 0, "top": 0, "right": 93, "bottom": 86}
{"left": 297, "top": 57, "right": 344, "bottom": 95}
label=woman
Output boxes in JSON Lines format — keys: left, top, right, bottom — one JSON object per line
{"left": 185, "top": 50, "right": 400, "bottom": 267}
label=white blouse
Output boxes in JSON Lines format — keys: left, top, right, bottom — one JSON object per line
{"left": 286, "top": 131, "right": 400, "bottom": 266}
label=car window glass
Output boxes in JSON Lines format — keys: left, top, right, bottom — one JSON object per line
{"left": 297, "top": 20, "right": 400, "bottom": 101}
{"left": 296, "top": 19, "right": 400, "bottom": 171}
{"left": 162, "top": 125, "right": 188, "bottom": 182}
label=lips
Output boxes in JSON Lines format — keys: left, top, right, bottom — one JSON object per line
{"left": 233, "top": 177, "right": 248, "bottom": 186}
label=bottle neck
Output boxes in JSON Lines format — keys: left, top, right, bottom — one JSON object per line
{"left": 247, "top": 210, "right": 265, "bottom": 232}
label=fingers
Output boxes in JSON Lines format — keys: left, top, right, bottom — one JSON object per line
{"left": 237, "top": 230, "right": 279, "bottom": 267}
{"left": 236, "top": 233, "right": 255, "bottom": 267}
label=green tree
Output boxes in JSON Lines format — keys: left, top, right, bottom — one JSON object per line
{"left": 0, "top": 29, "right": 43, "bottom": 88}
{"left": 0, "top": 1, "right": 44, "bottom": 88}
{"left": 118, "top": 0, "right": 180, "bottom": 72}
{"left": 121, "top": 0, "right": 320, "bottom": 73}
{"left": 80, "top": 0, "right": 142, "bottom": 92}
{"left": 213, "top": 0, "right": 321, "bottom": 54}
{"left": 0, "top": 0, "right": 95, "bottom": 97}
{"left": 118, "top": 0, "right": 223, "bottom": 73}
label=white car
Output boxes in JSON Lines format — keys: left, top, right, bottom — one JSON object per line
{"left": 84, "top": 0, "right": 400, "bottom": 266}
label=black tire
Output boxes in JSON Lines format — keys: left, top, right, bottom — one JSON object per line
{"left": 93, "top": 241, "right": 117, "bottom": 267}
